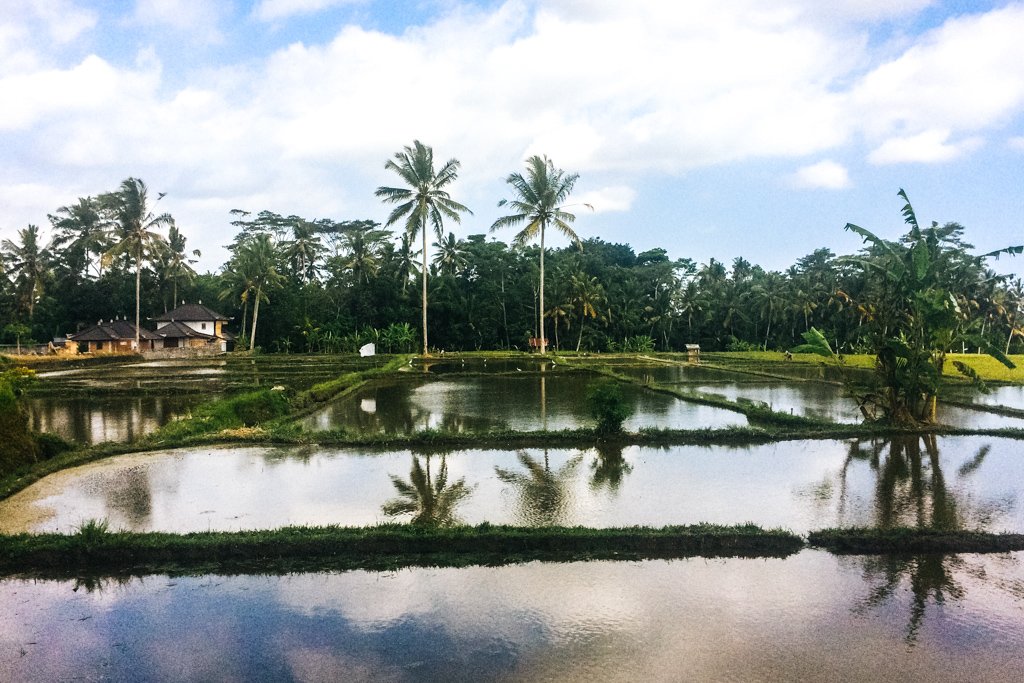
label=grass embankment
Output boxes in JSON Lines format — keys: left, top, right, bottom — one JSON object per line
{"left": 809, "top": 527, "right": 1024, "bottom": 554}
{"left": 4, "top": 524, "right": 1024, "bottom": 577}
{"left": 707, "top": 350, "right": 1024, "bottom": 384}
{"left": 0, "top": 355, "right": 413, "bottom": 500}
{"left": 566, "top": 356, "right": 839, "bottom": 428}
{"left": 0, "top": 522, "right": 802, "bottom": 576}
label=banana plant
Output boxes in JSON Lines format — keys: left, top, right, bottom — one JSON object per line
{"left": 799, "top": 189, "right": 1015, "bottom": 425}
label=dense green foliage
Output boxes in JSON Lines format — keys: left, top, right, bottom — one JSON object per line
{"left": 4, "top": 178, "right": 1022, "bottom": 361}
{"left": 586, "top": 379, "right": 633, "bottom": 434}
{"left": 794, "top": 190, "right": 1017, "bottom": 425}
{"left": 0, "top": 368, "right": 73, "bottom": 478}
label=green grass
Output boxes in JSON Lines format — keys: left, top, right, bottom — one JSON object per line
{"left": 808, "top": 527, "right": 1024, "bottom": 553}
{"left": 5, "top": 523, "right": 1024, "bottom": 577}
{"left": 0, "top": 523, "right": 803, "bottom": 576}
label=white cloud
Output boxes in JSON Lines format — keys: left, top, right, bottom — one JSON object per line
{"left": 130, "top": 0, "right": 227, "bottom": 42}
{"left": 851, "top": 4, "right": 1024, "bottom": 139}
{"left": 0, "top": 0, "right": 96, "bottom": 75}
{"left": 253, "top": 0, "right": 362, "bottom": 22}
{"left": 32, "top": 0, "right": 97, "bottom": 43}
{"left": 867, "top": 129, "right": 983, "bottom": 164}
{"left": 790, "top": 160, "right": 852, "bottom": 189}
{"left": 0, "top": 55, "right": 152, "bottom": 130}
{"left": 574, "top": 186, "right": 637, "bottom": 213}
{"left": 791, "top": 0, "right": 934, "bottom": 24}
{"left": 3, "top": 0, "right": 1024, "bottom": 270}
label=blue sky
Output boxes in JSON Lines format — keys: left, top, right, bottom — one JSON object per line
{"left": 2, "top": 0, "right": 1023, "bottom": 277}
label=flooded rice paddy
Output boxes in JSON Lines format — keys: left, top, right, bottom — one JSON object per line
{"left": 2, "top": 551, "right": 1023, "bottom": 682}
{"left": 31, "top": 355, "right": 384, "bottom": 394}
{"left": 23, "top": 356, "right": 1024, "bottom": 444}
{"left": 8, "top": 355, "right": 1024, "bottom": 680}
{"left": 24, "top": 395, "right": 202, "bottom": 445}
{"left": 301, "top": 373, "right": 747, "bottom": 434}
{"left": 2, "top": 435, "right": 1021, "bottom": 535}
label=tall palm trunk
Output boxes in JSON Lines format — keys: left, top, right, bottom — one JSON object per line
{"left": 249, "top": 284, "right": 262, "bottom": 351}
{"left": 539, "top": 224, "right": 546, "bottom": 355}
{"left": 421, "top": 215, "right": 429, "bottom": 355}
{"left": 135, "top": 252, "right": 142, "bottom": 352}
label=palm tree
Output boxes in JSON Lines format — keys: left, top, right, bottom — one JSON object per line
{"left": 394, "top": 232, "right": 420, "bottom": 295}
{"left": 98, "top": 178, "right": 173, "bottom": 351}
{"left": 281, "top": 218, "right": 325, "bottom": 284}
{"left": 491, "top": 155, "right": 587, "bottom": 354}
{"left": 748, "top": 271, "right": 788, "bottom": 350}
{"left": 1, "top": 225, "right": 50, "bottom": 320}
{"left": 48, "top": 197, "right": 108, "bottom": 279}
{"left": 336, "top": 221, "right": 391, "bottom": 286}
{"left": 375, "top": 140, "right": 472, "bottom": 355}
{"left": 432, "top": 231, "right": 468, "bottom": 277}
{"left": 234, "top": 233, "right": 285, "bottom": 350}
{"left": 159, "top": 224, "right": 200, "bottom": 310}
{"left": 569, "top": 272, "right": 607, "bottom": 351}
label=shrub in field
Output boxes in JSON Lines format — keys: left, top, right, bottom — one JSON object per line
{"left": 586, "top": 379, "right": 633, "bottom": 435}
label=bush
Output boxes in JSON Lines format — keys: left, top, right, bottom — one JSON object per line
{"left": 586, "top": 380, "right": 633, "bottom": 435}
{"left": 0, "top": 368, "right": 39, "bottom": 478}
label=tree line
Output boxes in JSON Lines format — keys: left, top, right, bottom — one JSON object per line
{"left": 3, "top": 143, "right": 1022, "bottom": 358}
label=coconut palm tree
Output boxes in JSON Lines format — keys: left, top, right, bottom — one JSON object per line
{"left": 432, "top": 231, "right": 468, "bottom": 277}
{"left": 569, "top": 272, "right": 607, "bottom": 351}
{"left": 491, "top": 155, "right": 587, "bottom": 354}
{"left": 233, "top": 233, "right": 286, "bottom": 351}
{"left": 375, "top": 140, "right": 472, "bottom": 355}
{"left": 1, "top": 224, "right": 50, "bottom": 320}
{"left": 336, "top": 221, "right": 391, "bottom": 286}
{"left": 48, "top": 196, "right": 108, "bottom": 280}
{"left": 98, "top": 178, "right": 173, "bottom": 351}
{"left": 281, "top": 218, "right": 325, "bottom": 285}
{"left": 159, "top": 224, "right": 200, "bottom": 311}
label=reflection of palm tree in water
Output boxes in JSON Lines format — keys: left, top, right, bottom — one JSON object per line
{"left": 589, "top": 443, "right": 633, "bottom": 494}
{"left": 835, "top": 435, "right": 1001, "bottom": 530}
{"left": 382, "top": 453, "right": 473, "bottom": 526}
{"left": 834, "top": 436, "right": 1019, "bottom": 644}
{"left": 104, "top": 465, "right": 152, "bottom": 529}
{"left": 854, "top": 553, "right": 969, "bottom": 645}
{"left": 495, "top": 450, "right": 582, "bottom": 525}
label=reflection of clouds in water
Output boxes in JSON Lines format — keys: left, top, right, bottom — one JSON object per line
{"left": 2, "top": 555, "right": 1024, "bottom": 681}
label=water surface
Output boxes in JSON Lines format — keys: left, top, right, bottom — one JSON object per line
{"left": 24, "top": 395, "right": 200, "bottom": 445}
{"left": 3, "top": 436, "right": 1020, "bottom": 534}
{"left": 2, "top": 552, "right": 1022, "bottom": 682}
{"left": 301, "top": 374, "right": 747, "bottom": 434}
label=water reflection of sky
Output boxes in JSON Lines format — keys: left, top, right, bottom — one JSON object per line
{"left": 3, "top": 437, "right": 1021, "bottom": 535}
{"left": 1, "top": 552, "right": 1022, "bottom": 682}
{"left": 302, "top": 374, "right": 748, "bottom": 434}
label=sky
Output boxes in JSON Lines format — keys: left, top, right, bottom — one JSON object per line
{"left": 1, "top": 0, "right": 1023, "bottom": 277}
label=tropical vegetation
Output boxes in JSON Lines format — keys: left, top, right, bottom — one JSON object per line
{"left": 3, "top": 169, "right": 1022, "bottom": 371}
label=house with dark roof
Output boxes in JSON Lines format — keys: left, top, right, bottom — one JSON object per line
{"left": 67, "top": 319, "right": 161, "bottom": 353}
{"left": 153, "top": 302, "right": 235, "bottom": 352}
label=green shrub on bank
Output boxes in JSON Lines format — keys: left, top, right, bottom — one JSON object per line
{"left": 0, "top": 368, "right": 40, "bottom": 478}
{"left": 587, "top": 379, "right": 633, "bottom": 434}
{"left": 157, "top": 388, "right": 292, "bottom": 439}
